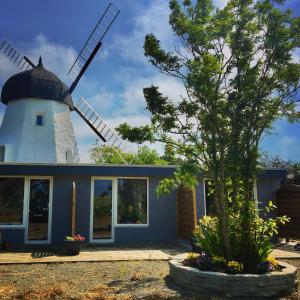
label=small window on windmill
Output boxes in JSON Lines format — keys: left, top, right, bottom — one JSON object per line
{"left": 66, "top": 149, "right": 73, "bottom": 163}
{"left": 0, "top": 146, "right": 5, "bottom": 162}
{"left": 36, "top": 113, "right": 44, "bottom": 126}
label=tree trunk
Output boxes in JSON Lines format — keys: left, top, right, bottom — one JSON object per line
{"left": 213, "top": 175, "right": 232, "bottom": 259}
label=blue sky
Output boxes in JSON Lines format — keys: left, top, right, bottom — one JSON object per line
{"left": 0, "top": 0, "right": 299, "bottom": 162}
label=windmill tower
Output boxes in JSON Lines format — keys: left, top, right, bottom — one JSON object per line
{"left": 0, "top": 3, "right": 127, "bottom": 163}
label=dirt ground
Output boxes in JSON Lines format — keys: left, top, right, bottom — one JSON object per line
{"left": 0, "top": 259, "right": 298, "bottom": 300}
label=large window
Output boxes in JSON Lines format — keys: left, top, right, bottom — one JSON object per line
{"left": 117, "top": 179, "right": 148, "bottom": 225}
{"left": 0, "top": 177, "right": 25, "bottom": 225}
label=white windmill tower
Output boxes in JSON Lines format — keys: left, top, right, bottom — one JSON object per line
{"left": 0, "top": 3, "right": 127, "bottom": 164}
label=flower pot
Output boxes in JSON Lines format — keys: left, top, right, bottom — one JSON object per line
{"left": 64, "top": 240, "right": 81, "bottom": 256}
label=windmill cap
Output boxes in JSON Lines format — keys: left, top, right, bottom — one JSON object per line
{"left": 0, "top": 58, "right": 74, "bottom": 109}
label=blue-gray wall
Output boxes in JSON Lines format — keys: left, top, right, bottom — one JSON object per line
{"left": 0, "top": 163, "right": 286, "bottom": 247}
{"left": 0, "top": 164, "right": 178, "bottom": 247}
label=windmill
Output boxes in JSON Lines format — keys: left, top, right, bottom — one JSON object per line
{"left": 0, "top": 3, "right": 128, "bottom": 163}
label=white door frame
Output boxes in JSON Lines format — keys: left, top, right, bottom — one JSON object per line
{"left": 90, "top": 177, "right": 115, "bottom": 244}
{"left": 24, "top": 176, "right": 53, "bottom": 244}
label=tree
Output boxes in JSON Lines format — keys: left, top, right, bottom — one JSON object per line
{"left": 90, "top": 144, "right": 169, "bottom": 165}
{"left": 260, "top": 152, "right": 300, "bottom": 177}
{"left": 117, "top": 0, "right": 300, "bottom": 271}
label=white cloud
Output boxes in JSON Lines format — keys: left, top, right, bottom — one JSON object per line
{"left": 213, "top": 0, "right": 229, "bottom": 9}
{"left": 0, "top": 55, "right": 18, "bottom": 84}
{"left": 292, "top": 49, "right": 300, "bottom": 63}
{"left": 113, "top": 0, "right": 174, "bottom": 64}
{"left": 27, "top": 34, "right": 77, "bottom": 83}
{"left": 77, "top": 143, "right": 93, "bottom": 163}
{"left": 0, "top": 34, "right": 77, "bottom": 89}
{"left": 115, "top": 73, "right": 186, "bottom": 115}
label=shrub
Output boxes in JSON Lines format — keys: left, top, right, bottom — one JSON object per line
{"left": 183, "top": 253, "right": 199, "bottom": 267}
{"left": 197, "top": 252, "right": 213, "bottom": 271}
{"left": 212, "top": 256, "right": 227, "bottom": 272}
{"left": 227, "top": 261, "right": 243, "bottom": 274}
{"left": 193, "top": 216, "right": 224, "bottom": 257}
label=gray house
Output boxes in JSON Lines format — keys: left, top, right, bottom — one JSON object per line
{"left": 0, "top": 163, "right": 286, "bottom": 247}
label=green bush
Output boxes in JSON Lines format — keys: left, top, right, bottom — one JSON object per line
{"left": 193, "top": 216, "right": 224, "bottom": 257}
{"left": 227, "top": 261, "right": 243, "bottom": 274}
{"left": 193, "top": 201, "right": 289, "bottom": 273}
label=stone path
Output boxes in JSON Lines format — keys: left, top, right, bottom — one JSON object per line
{"left": 0, "top": 242, "right": 299, "bottom": 265}
{"left": 271, "top": 242, "right": 300, "bottom": 259}
{"left": 0, "top": 246, "right": 189, "bottom": 264}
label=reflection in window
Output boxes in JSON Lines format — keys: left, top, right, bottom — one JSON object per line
{"left": 205, "top": 180, "right": 216, "bottom": 216}
{"left": 117, "top": 179, "right": 147, "bottom": 225}
{"left": 93, "top": 180, "right": 112, "bottom": 239}
{"left": 28, "top": 179, "right": 50, "bottom": 241}
{"left": 0, "top": 178, "right": 24, "bottom": 225}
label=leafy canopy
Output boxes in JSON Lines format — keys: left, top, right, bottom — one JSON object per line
{"left": 116, "top": 0, "right": 299, "bottom": 269}
{"left": 90, "top": 144, "right": 175, "bottom": 165}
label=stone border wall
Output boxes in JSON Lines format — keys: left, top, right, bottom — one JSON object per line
{"left": 169, "top": 259, "right": 298, "bottom": 298}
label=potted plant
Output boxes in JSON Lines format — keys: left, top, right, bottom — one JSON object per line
{"left": 64, "top": 234, "right": 85, "bottom": 256}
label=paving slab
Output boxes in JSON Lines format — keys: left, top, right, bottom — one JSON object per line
{"left": 271, "top": 241, "right": 300, "bottom": 259}
{"left": 0, "top": 246, "right": 189, "bottom": 264}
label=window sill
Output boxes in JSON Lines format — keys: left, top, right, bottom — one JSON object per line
{"left": 114, "top": 224, "right": 149, "bottom": 228}
{"left": 0, "top": 225, "right": 25, "bottom": 229}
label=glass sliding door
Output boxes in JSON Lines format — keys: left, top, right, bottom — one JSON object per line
{"left": 27, "top": 179, "right": 51, "bottom": 242}
{"left": 92, "top": 179, "right": 113, "bottom": 241}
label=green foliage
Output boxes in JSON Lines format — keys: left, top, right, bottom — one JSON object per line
{"left": 194, "top": 201, "right": 289, "bottom": 272}
{"left": 116, "top": 0, "right": 299, "bottom": 272}
{"left": 184, "top": 252, "right": 200, "bottom": 267}
{"left": 260, "top": 152, "right": 300, "bottom": 176}
{"left": 212, "top": 256, "right": 227, "bottom": 271}
{"left": 193, "top": 216, "right": 224, "bottom": 257}
{"left": 227, "top": 261, "right": 243, "bottom": 274}
{"left": 90, "top": 145, "right": 168, "bottom": 165}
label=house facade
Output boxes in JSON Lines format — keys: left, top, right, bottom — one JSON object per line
{"left": 0, "top": 163, "right": 286, "bottom": 248}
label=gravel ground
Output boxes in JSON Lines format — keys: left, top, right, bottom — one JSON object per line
{"left": 0, "top": 259, "right": 298, "bottom": 299}
{"left": 0, "top": 261, "right": 201, "bottom": 300}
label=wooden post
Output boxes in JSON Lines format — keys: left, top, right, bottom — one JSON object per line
{"left": 71, "top": 181, "right": 76, "bottom": 235}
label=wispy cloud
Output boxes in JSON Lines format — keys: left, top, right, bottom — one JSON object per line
{"left": 113, "top": 0, "right": 174, "bottom": 64}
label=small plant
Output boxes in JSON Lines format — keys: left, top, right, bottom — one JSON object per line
{"left": 193, "top": 216, "right": 224, "bottom": 258}
{"left": 65, "top": 234, "right": 85, "bottom": 241}
{"left": 212, "top": 256, "right": 227, "bottom": 272}
{"left": 227, "top": 261, "right": 243, "bottom": 274}
{"left": 183, "top": 252, "right": 200, "bottom": 267}
{"left": 197, "top": 252, "right": 213, "bottom": 271}
{"left": 267, "top": 256, "right": 279, "bottom": 268}
{"left": 257, "top": 261, "right": 274, "bottom": 274}
{"left": 257, "top": 256, "right": 280, "bottom": 273}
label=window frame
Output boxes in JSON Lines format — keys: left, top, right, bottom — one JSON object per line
{"left": 35, "top": 113, "right": 45, "bottom": 126}
{"left": 90, "top": 177, "right": 115, "bottom": 244}
{"left": 203, "top": 178, "right": 258, "bottom": 216}
{"left": 115, "top": 177, "right": 149, "bottom": 228}
{"left": 90, "top": 176, "right": 149, "bottom": 243}
{"left": 0, "top": 176, "right": 27, "bottom": 229}
{"left": 24, "top": 176, "right": 53, "bottom": 245}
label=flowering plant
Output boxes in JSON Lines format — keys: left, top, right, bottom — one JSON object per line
{"left": 65, "top": 234, "right": 85, "bottom": 241}
{"left": 227, "top": 261, "right": 243, "bottom": 274}
{"left": 197, "top": 252, "right": 213, "bottom": 271}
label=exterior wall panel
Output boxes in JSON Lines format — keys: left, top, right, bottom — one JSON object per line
{"left": 0, "top": 164, "right": 286, "bottom": 247}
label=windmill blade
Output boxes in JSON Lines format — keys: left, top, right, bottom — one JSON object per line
{"left": 68, "top": 3, "right": 120, "bottom": 93}
{"left": 74, "top": 97, "right": 128, "bottom": 163}
{"left": 0, "top": 40, "right": 36, "bottom": 71}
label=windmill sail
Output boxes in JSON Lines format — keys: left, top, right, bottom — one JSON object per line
{"left": 68, "top": 3, "right": 120, "bottom": 93}
{"left": 0, "top": 40, "right": 35, "bottom": 71}
{"left": 74, "top": 97, "right": 127, "bottom": 152}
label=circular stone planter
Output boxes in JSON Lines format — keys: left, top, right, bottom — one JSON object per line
{"left": 169, "top": 259, "right": 298, "bottom": 298}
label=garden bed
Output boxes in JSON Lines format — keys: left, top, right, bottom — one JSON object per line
{"left": 169, "top": 259, "right": 298, "bottom": 298}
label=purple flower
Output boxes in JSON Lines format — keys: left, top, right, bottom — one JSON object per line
{"left": 197, "top": 252, "right": 213, "bottom": 271}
